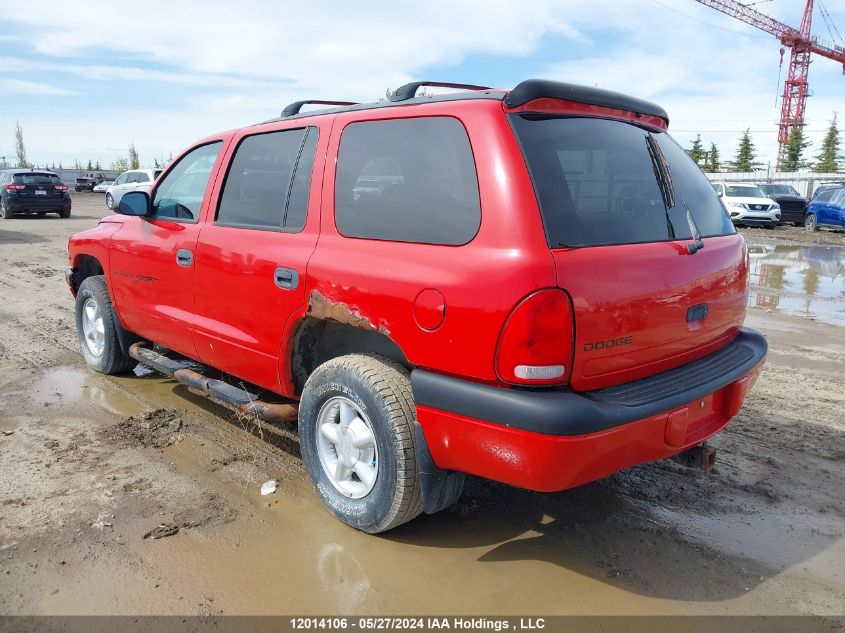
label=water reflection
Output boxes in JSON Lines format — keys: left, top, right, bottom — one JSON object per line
{"left": 747, "top": 241, "right": 845, "bottom": 327}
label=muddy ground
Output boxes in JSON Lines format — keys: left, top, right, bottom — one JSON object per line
{"left": 0, "top": 194, "right": 842, "bottom": 616}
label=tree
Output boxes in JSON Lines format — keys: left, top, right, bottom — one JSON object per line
{"left": 128, "top": 141, "right": 140, "bottom": 170}
{"left": 689, "top": 134, "right": 704, "bottom": 165}
{"left": 86, "top": 159, "right": 93, "bottom": 171}
{"left": 814, "top": 113, "right": 842, "bottom": 173}
{"left": 153, "top": 157, "right": 161, "bottom": 169}
{"left": 732, "top": 128, "right": 761, "bottom": 172}
{"left": 706, "top": 142, "right": 721, "bottom": 172}
{"left": 111, "top": 157, "right": 129, "bottom": 172}
{"left": 14, "top": 121, "right": 28, "bottom": 168}
{"left": 779, "top": 127, "right": 811, "bottom": 172}
{"left": 94, "top": 160, "right": 102, "bottom": 170}
{"left": 73, "top": 159, "right": 82, "bottom": 170}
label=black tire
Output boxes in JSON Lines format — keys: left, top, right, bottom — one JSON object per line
{"left": 0, "top": 199, "right": 12, "bottom": 219}
{"left": 299, "top": 354, "right": 423, "bottom": 533}
{"left": 74, "top": 276, "right": 136, "bottom": 375}
{"left": 805, "top": 213, "right": 818, "bottom": 232}
{"left": 59, "top": 208, "right": 71, "bottom": 218}
{"left": 105, "top": 193, "right": 114, "bottom": 210}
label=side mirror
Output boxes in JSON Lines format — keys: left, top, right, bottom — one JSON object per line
{"left": 117, "top": 191, "right": 150, "bottom": 216}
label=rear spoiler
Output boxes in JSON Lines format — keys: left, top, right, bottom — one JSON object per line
{"left": 504, "top": 79, "right": 669, "bottom": 125}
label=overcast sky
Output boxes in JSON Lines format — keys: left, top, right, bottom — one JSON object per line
{"left": 0, "top": 0, "right": 843, "bottom": 169}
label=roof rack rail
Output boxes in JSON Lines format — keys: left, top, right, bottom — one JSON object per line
{"left": 281, "top": 100, "right": 359, "bottom": 117}
{"left": 388, "top": 81, "right": 492, "bottom": 102}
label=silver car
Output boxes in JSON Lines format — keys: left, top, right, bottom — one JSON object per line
{"left": 105, "top": 169, "right": 163, "bottom": 210}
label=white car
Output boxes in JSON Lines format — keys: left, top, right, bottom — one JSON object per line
{"left": 712, "top": 182, "right": 781, "bottom": 228}
{"left": 105, "top": 169, "right": 163, "bottom": 210}
{"left": 92, "top": 180, "right": 114, "bottom": 193}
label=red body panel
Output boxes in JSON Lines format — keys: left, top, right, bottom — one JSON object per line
{"left": 106, "top": 134, "right": 232, "bottom": 360}
{"left": 305, "top": 100, "right": 556, "bottom": 385}
{"left": 191, "top": 120, "right": 329, "bottom": 392}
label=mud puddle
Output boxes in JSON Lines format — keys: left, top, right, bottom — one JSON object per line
{"left": 746, "top": 240, "right": 845, "bottom": 326}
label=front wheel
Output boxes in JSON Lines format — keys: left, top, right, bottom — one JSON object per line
{"left": 74, "top": 276, "right": 136, "bottom": 375}
{"left": 299, "top": 354, "right": 423, "bottom": 533}
{"left": 105, "top": 193, "right": 114, "bottom": 210}
{"left": 805, "top": 213, "right": 817, "bottom": 232}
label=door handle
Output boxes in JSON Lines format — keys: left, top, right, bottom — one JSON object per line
{"left": 274, "top": 267, "right": 299, "bottom": 290}
{"left": 176, "top": 249, "right": 193, "bottom": 267}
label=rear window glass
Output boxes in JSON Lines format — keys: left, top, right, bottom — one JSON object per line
{"left": 335, "top": 117, "right": 481, "bottom": 245}
{"left": 509, "top": 115, "right": 734, "bottom": 247}
{"left": 13, "top": 173, "right": 60, "bottom": 185}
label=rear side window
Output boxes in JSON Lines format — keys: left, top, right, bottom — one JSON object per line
{"left": 136, "top": 172, "right": 150, "bottom": 183}
{"left": 216, "top": 127, "right": 318, "bottom": 230}
{"left": 13, "top": 173, "right": 60, "bottom": 185}
{"left": 510, "top": 115, "right": 734, "bottom": 247}
{"left": 335, "top": 117, "right": 480, "bottom": 245}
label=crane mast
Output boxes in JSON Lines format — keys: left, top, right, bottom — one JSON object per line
{"left": 694, "top": 0, "right": 845, "bottom": 167}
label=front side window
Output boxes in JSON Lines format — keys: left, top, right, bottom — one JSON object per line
{"left": 152, "top": 142, "right": 222, "bottom": 221}
{"left": 114, "top": 173, "right": 128, "bottom": 185}
{"left": 335, "top": 117, "right": 481, "bottom": 245}
{"left": 216, "top": 127, "right": 317, "bottom": 230}
{"left": 509, "top": 115, "right": 734, "bottom": 247}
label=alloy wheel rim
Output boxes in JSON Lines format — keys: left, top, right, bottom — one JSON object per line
{"left": 81, "top": 297, "right": 105, "bottom": 357}
{"left": 806, "top": 215, "right": 816, "bottom": 231}
{"left": 315, "top": 396, "right": 378, "bottom": 499}
{"left": 106, "top": 194, "right": 113, "bottom": 209}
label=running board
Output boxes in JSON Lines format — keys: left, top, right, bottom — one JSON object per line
{"left": 128, "top": 343, "right": 298, "bottom": 424}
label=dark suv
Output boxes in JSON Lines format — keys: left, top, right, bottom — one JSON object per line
{"left": 66, "top": 79, "right": 766, "bottom": 533}
{"left": 0, "top": 169, "right": 72, "bottom": 219}
{"left": 759, "top": 183, "right": 807, "bottom": 225}
{"left": 75, "top": 177, "right": 97, "bottom": 192}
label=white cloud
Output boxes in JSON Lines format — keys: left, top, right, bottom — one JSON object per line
{"left": 0, "top": 0, "right": 842, "bottom": 166}
{"left": 0, "top": 78, "right": 74, "bottom": 95}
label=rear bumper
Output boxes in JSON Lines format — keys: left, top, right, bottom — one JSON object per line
{"left": 8, "top": 196, "right": 71, "bottom": 211}
{"left": 412, "top": 327, "right": 767, "bottom": 491}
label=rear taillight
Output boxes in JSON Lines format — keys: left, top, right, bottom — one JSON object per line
{"left": 55, "top": 183, "right": 69, "bottom": 191}
{"left": 495, "top": 289, "right": 574, "bottom": 386}
{"left": 4, "top": 183, "right": 25, "bottom": 191}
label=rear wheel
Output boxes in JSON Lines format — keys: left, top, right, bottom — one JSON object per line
{"left": 299, "top": 354, "right": 423, "bottom": 533}
{"left": 0, "top": 199, "right": 12, "bottom": 219}
{"left": 75, "top": 276, "right": 136, "bottom": 375}
{"left": 59, "top": 208, "right": 71, "bottom": 218}
{"left": 805, "top": 213, "right": 817, "bottom": 232}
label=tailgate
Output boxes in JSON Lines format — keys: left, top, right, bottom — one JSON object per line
{"left": 553, "top": 235, "right": 747, "bottom": 391}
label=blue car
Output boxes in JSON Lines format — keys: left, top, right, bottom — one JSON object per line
{"left": 806, "top": 185, "right": 845, "bottom": 232}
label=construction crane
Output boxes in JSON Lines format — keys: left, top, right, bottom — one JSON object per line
{"left": 694, "top": 0, "right": 845, "bottom": 166}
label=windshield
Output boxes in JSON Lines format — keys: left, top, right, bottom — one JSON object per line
{"left": 726, "top": 185, "right": 765, "bottom": 198}
{"left": 509, "top": 115, "right": 734, "bottom": 247}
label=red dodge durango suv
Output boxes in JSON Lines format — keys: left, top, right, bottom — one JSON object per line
{"left": 66, "top": 79, "right": 767, "bottom": 533}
